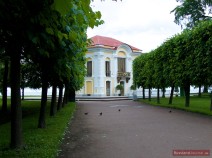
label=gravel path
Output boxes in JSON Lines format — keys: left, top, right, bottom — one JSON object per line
{"left": 58, "top": 100, "right": 212, "bottom": 158}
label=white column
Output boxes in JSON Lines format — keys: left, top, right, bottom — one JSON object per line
{"left": 114, "top": 55, "right": 119, "bottom": 96}
{"left": 127, "top": 57, "right": 133, "bottom": 96}
{"left": 112, "top": 54, "right": 118, "bottom": 88}
{"left": 127, "top": 57, "right": 132, "bottom": 72}
{"left": 93, "top": 53, "right": 98, "bottom": 95}
{"left": 93, "top": 51, "right": 105, "bottom": 96}
{"left": 98, "top": 52, "right": 105, "bottom": 96}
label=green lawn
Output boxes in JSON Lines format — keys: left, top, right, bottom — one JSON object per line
{"left": 140, "top": 95, "right": 212, "bottom": 116}
{"left": 0, "top": 100, "right": 76, "bottom": 158}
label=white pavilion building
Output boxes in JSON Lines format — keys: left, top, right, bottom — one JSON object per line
{"left": 77, "top": 35, "right": 142, "bottom": 96}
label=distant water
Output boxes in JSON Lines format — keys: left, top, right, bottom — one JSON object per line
{"left": 0, "top": 86, "right": 201, "bottom": 97}
{"left": 136, "top": 87, "right": 200, "bottom": 97}
{"left": 0, "top": 88, "right": 54, "bottom": 96}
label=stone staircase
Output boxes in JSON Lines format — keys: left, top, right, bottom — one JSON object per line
{"left": 76, "top": 96, "right": 132, "bottom": 101}
{"left": 23, "top": 96, "right": 133, "bottom": 101}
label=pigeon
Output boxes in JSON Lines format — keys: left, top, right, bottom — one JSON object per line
{"left": 99, "top": 112, "right": 102, "bottom": 116}
{"left": 84, "top": 112, "right": 88, "bottom": 115}
{"left": 118, "top": 109, "right": 121, "bottom": 112}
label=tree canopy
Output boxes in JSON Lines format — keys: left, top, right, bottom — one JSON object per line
{"left": 171, "top": 0, "right": 212, "bottom": 28}
{"left": 133, "top": 20, "right": 212, "bottom": 107}
{"left": 0, "top": 0, "right": 103, "bottom": 149}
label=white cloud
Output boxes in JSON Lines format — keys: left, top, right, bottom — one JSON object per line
{"left": 87, "top": 0, "right": 182, "bottom": 52}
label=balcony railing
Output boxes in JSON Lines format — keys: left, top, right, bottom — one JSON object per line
{"left": 117, "top": 72, "right": 131, "bottom": 83}
{"left": 117, "top": 72, "right": 131, "bottom": 78}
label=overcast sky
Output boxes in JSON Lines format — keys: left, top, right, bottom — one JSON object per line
{"left": 87, "top": 0, "right": 183, "bottom": 53}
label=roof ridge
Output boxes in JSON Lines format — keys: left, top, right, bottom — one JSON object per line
{"left": 90, "top": 35, "right": 142, "bottom": 51}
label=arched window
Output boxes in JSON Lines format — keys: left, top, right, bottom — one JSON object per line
{"left": 105, "top": 57, "right": 111, "bottom": 77}
{"left": 86, "top": 58, "right": 92, "bottom": 77}
{"left": 117, "top": 51, "right": 126, "bottom": 72}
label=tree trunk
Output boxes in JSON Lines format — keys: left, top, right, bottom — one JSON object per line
{"left": 169, "top": 84, "right": 174, "bottom": 105}
{"left": 184, "top": 83, "right": 190, "bottom": 107}
{"left": 50, "top": 84, "right": 57, "bottom": 116}
{"left": 57, "top": 84, "right": 63, "bottom": 111}
{"left": 210, "top": 92, "right": 212, "bottom": 111}
{"left": 10, "top": 50, "right": 23, "bottom": 149}
{"left": 157, "top": 87, "right": 160, "bottom": 104}
{"left": 21, "top": 87, "right": 24, "bottom": 100}
{"left": 203, "top": 85, "right": 208, "bottom": 93}
{"left": 142, "top": 87, "right": 145, "bottom": 99}
{"left": 38, "top": 72, "right": 48, "bottom": 128}
{"left": 148, "top": 87, "right": 151, "bottom": 101}
{"left": 2, "top": 59, "right": 9, "bottom": 112}
{"left": 198, "top": 85, "right": 201, "bottom": 97}
{"left": 162, "top": 87, "right": 165, "bottom": 98}
{"left": 62, "top": 85, "right": 68, "bottom": 107}
{"left": 68, "top": 87, "right": 75, "bottom": 102}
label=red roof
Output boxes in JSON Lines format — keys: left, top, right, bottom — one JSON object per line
{"left": 89, "top": 35, "right": 141, "bottom": 51}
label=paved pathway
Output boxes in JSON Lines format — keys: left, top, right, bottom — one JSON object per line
{"left": 58, "top": 100, "right": 212, "bottom": 158}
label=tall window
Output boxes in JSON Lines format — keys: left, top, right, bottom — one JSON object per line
{"left": 118, "top": 58, "right": 126, "bottom": 72}
{"left": 105, "top": 61, "right": 110, "bottom": 77}
{"left": 87, "top": 61, "right": 92, "bottom": 77}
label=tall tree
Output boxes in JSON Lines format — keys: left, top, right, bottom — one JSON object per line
{"left": 9, "top": 33, "right": 23, "bottom": 148}
{"left": 1, "top": 57, "right": 9, "bottom": 112}
{"left": 50, "top": 84, "right": 57, "bottom": 116}
{"left": 0, "top": 34, "right": 9, "bottom": 112}
{"left": 0, "top": 0, "right": 103, "bottom": 148}
{"left": 57, "top": 83, "right": 64, "bottom": 111}
{"left": 133, "top": 20, "right": 212, "bottom": 108}
{"left": 171, "top": 0, "right": 212, "bottom": 29}
{"left": 133, "top": 54, "right": 148, "bottom": 99}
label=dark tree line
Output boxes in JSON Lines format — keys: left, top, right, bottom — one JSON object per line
{"left": 133, "top": 20, "right": 212, "bottom": 108}
{"left": 0, "top": 0, "right": 103, "bottom": 149}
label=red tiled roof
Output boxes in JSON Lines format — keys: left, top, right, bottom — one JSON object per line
{"left": 89, "top": 35, "right": 141, "bottom": 51}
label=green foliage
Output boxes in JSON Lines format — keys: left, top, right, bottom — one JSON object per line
{"left": 133, "top": 53, "right": 148, "bottom": 88}
{"left": 0, "top": 101, "right": 76, "bottom": 158}
{"left": 130, "top": 85, "right": 136, "bottom": 90}
{"left": 133, "top": 20, "right": 212, "bottom": 107}
{"left": 0, "top": 0, "right": 103, "bottom": 150}
{"left": 21, "top": 62, "right": 41, "bottom": 89}
{"left": 116, "top": 84, "right": 124, "bottom": 90}
{"left": 0, "top": 0, "right": 103, "bottom": 91}
{"left": 171, "top": 0, "right": 212, "bottom": 29}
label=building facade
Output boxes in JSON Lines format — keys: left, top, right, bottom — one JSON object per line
{"left": 77, "top": 35, "right": 142, "bottom": 96}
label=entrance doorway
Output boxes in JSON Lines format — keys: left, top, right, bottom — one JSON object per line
{"left": 106, "top": 81, "right": 110, "bottom": 96}
{"left": 120, "top": 81, "right": 124, "bottom": 96}
{"left": 86, "top": 81, "right": 92, "bottom": 95}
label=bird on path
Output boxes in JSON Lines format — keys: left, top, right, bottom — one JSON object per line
{"left": 118, "top": 109, "right": 121, "bottom": 112}
{"left": 169, "top": 110, "right": 172, "bottom": 113}
{"left": 99, "top": 112, "right": 102, "bottom": 116}
{"left": 84, "top": 112, "right": 88, "bottom": 115}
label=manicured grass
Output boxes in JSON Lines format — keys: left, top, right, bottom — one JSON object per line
{"left": 140, "top": 96, "right": 212, "bottom": 116}
{"left": 0, "top": 100, "right": 76, "bottom": 158}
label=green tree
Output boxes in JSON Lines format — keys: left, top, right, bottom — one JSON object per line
{"left": 0, "top": 32, "right": 10, "bottom": 112}
{"left": 171, "top": 0, "right": 212, "bottom": 29}
{"left": 152, "top": 47, "right": 167, "bottom": 103}
{"left": 160, "top": 37, "right": 179, "bottom": 105}
{"left": 0, "top": 56, "right": 9, "bottom": 112}
{"left": 133, "top": 54, "right": 148, "bottom": 99}
{"left": 0, "top": 0, "right": 103, "bottom": 149}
